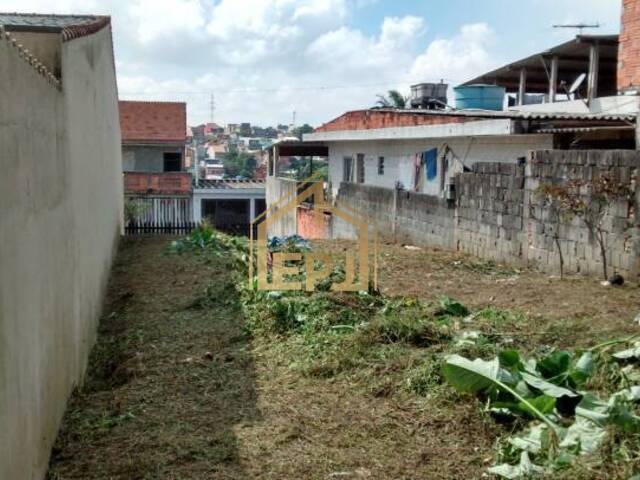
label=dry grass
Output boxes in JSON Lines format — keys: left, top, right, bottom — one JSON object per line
{"left": 47, "top": 237, "right": 640, "bottom": 479}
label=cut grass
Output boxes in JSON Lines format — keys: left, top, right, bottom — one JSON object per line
{"left": 47, "top": 235, "right": 640, "bottom": 479}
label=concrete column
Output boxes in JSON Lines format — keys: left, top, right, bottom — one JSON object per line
{"left": 548, "top": 56, "right": 558, "bottom": 103}
{"left": 588, "top": 43, "right": 600, "bottom": 103}
{"left": 518, "top": 67, "right": 527, "bottom": 106}
{"left": 193, "top": 195, "right": 202, "bottom": 223}
{"left": 249, "top": 197, "right": 256, "bottom": 222}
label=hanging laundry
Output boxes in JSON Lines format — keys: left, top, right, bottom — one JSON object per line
{"left": 424, "top": 148, "right": 438, "bottom": 181}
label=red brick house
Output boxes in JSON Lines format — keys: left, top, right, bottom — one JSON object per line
{"left": 119, "top": 100, "right": 193, "bottom": 231}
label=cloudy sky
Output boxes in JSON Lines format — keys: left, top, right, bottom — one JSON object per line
{"left": 2, "top": 0, "right": 622, "bottom": 126}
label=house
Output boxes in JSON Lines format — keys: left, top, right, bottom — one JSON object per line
{"left": 0, "top": 12, "right": 122, "bottom": 479}
{"left": 305, "top": 108, "right": 633, "bottom": 199}
{"left": 119, "top": 100, "right": 187, "bottom": 172}
{"left": 299, "top": 0, "right": 640, "bottom": 202}
{"left": 264, "top": 0, "right": 640, "bottom": 279}
{"left": 193, "top": 179, "right": 266, "bottom": 235}
{"left": 119, "top": 100, "right": 193, "bottom": 232}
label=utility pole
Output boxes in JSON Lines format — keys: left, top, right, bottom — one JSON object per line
{"left": 292, "top": 109, "right": 296, "bottom": 129}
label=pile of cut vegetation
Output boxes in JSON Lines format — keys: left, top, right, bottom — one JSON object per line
{"left": 170, "top": 225, "right": 640, "bottom": 479}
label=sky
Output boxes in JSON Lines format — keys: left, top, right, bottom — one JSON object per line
{"left": 1, "top": 0, "right": 623, "bottom": 126}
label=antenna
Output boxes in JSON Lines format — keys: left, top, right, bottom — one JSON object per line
{"left": 210, "top": 93, "right": 215, "bottom": 123}
{"left": 552, "top": 23, "right": 600, "bottom": 35}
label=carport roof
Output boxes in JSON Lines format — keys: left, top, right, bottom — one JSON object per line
{"left": 461, "top": 35, "right": 619, "bottom": 95}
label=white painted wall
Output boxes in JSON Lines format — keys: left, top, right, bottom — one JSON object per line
{"left": 326, "top": 134, "right": 553, "bottom": 197}
{"left": 0, "top": 26, "right": 122, "bottom": 480}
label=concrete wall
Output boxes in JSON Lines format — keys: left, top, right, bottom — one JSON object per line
{"left": 326, "top": 135, "right": 553, "bottom": 198}
{"left": 122, "top": 145, "right": 183, "bottom": 172}
{"left": 9, "top": 31, "right": 61, "bottom": 76}
{"left": 265, "top": 176, "right": 298, "bottom": 237}
{"left": 335, "top": 150, "right": 640, "bottom": 279}
{"left": 0, "top": 26, "right": 122, "bottom": 480}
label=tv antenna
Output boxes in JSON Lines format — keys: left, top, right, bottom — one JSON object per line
{"left": 553, "top": 23, "right": 601, "bottom": 35}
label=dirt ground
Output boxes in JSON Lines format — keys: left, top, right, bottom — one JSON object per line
{"left": 47, "top": 237, "right": 640, "bottom": 479}
{"left": 320, "top": 239, "right": 640, "bottom": 349}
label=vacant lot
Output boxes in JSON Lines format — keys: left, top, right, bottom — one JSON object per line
{"left": 48, "top": 237, "right": 640, "bottom": 479}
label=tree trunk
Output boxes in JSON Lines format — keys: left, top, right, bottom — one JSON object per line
{"left": 554, "top": 235, "right": 564, "bottom": 279}
{"left": 597, "top": 228, "right": 608, "bottom": 280}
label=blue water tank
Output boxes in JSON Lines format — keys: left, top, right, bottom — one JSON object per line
{"left": 454, "top": 84, "right": 506, "bottom": 111}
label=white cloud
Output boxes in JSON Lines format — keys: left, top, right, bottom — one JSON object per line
{"left": 410, "top": 23, "right": 496, "bottom": 84}
{"left": 129, "top": 0, "right": 205, "bottom": 43}
{"left": 0, "top": 0, "right": 622, "bottom": 125}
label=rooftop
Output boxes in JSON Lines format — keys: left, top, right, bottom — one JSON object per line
{"left": 0, "top": 13, "right": 109, "bottom": 38}
{"left": 194, "top": 179, "right": 266, "bottom": 190}
{"left": 462, "top": 35, "right": 619, "bottom": 97}
{"left": 119, "top": 101, "right": 187, "bottom": 145}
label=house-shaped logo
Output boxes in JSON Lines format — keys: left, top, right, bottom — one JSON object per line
{"left": 249, "top": 181, "right": 377, "bottom": 292}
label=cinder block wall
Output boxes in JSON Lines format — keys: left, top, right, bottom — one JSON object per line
{"left": 524, "top": 150, "right": 639, "bottom": 278}
{"left": 335, "top": 150, "right": 640, "bottom": 279}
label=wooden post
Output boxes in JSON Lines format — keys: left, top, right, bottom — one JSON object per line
{"left": 518, "top": 67, "right": 527, "bottom": 106}
{"left": 548, "top": 56, "right": 558, "bottom": 103}
{"left": 588, "top": 43, "right": 600, "bottom": 103}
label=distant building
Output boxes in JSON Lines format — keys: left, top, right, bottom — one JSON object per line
{"left": 119, "top": 100, "right": 192, "bottom": 229}
{"left": 119, "top": 101, "right": 187, "bottom": 172}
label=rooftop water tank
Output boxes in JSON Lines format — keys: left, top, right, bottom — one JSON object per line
{"left": 410, "top": 82, "right": 448, "bottom": 110}
{"left": 454, "top": 84, "right": 505, "bottom": 111}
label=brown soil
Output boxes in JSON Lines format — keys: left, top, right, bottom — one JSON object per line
{"left": 320, "top": 239, "right": 640, "bottom": 349}
{"left": 47, "top": 237, "right": 640, "bottom": 479}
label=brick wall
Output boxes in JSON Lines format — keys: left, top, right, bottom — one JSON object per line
{"left": 335, "top": 150, "right": 640, "bottom": 279}
{"left": 297, "top": 205, "right": 330, "bottom": 239}
{"left": 618, "top": 0, "right": 640, "bottom": 92}
{"left": 316, "top": 110, "right": 475, "bottom": 132}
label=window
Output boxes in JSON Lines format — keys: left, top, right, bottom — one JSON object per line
{"left": 343, "top": 156, "right": 353, "bottom": 182}
{"left": 377, "top": 156, "right": 385, "bottom": 176}
{"left": 163, "top": 152, "right": 182, "bottom": 172}
{"left": 356, "top": 153, "right": 365, "bottom": 184}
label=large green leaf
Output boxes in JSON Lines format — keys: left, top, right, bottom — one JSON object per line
{"left": 521, "top": 372, "right": 578, "bottom": 398}
{"left": 576, "top": 392, "right": 640, "bottom": 432}
{"left": 538, "top": 351, "right": 571, "bottom": 379}
{"left": 488, "top": 452, "right": 546, "bottom": 479}
{"left": 508, "top": 424, "right": 552, "bottom": 454}
{"left": 569, "top": 352, "right": 594, "bottom": 385}
{"left": 443, "top": 355, "right": 559, "bottom": 432}
{"left": 442, "top": 355, "right": 504, "bottom": 394}
{"left": 612, "top": 342, "right": 640, "bottom": 360}
{"left": 559, "top": 417, "right": 606, "bottom": 455}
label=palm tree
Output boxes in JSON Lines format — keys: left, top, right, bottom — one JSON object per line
{"left": 375, "top": 89, "right": 407, "bottom": 109}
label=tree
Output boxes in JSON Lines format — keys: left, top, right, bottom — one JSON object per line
{"left": 292, "top": 123, "right": 314, "bottom": 140}
{"left": 537, "top": 175, "right": 633, "bottom": 280}
{"left": 375, "top": 89, "right": 408, "bottom": 109}
{"left": 224, "top": 151, "right": 257, "bottom": 179}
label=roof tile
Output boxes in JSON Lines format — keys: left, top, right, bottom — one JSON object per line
{"left": 119, "top": 101, "right": 186, "bottom": 145}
